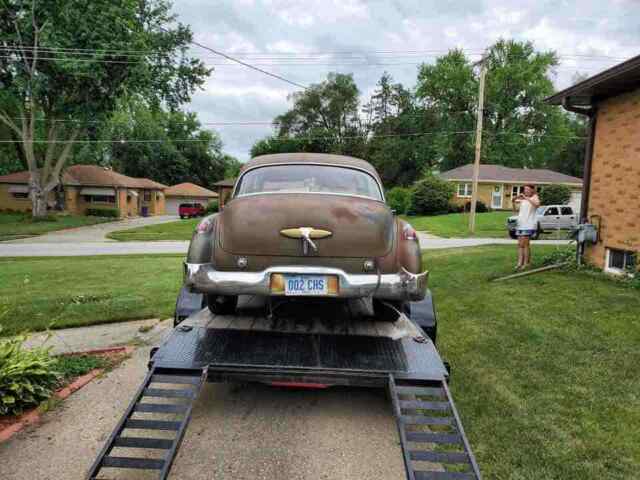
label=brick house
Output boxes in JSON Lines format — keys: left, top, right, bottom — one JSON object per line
{"left": 440, "top": 164, "right": 582, "bottom": 211}
{"left": 0, "top": 164, "right": 167, "bottom": 218}
{"left": 547, "top": 54, "right": 640, "bottom": 273}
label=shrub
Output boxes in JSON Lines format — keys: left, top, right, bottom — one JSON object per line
{"left": 86, "top": 208, "right": 120, "bottom": 218}
{"left": 205, "top": 201, "right": 219, "bottom": 214}
{"left": 411, "top": 176, "right": 455, "bottom": 215}
{"left": 540, "top": 184, "right": 571, "bottom": 206}
{"left": 386, "top": 187, "right": 413, "bottom": 215}
{"left": 448, "top": 202, "right": 465, "bottom": 213}
{"left": 0, "top": 335, "right": 60, "bottom": 416}
{"left": 464, "top": 200, "right": 489, "bottom": 213}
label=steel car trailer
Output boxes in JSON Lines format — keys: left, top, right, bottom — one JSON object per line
{"left": 86, "top": 289, "right": 482, "bottom": 480}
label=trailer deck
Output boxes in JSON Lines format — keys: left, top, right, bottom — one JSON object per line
{"left": 86, "top": 292, "right": 481, "bottom": 480}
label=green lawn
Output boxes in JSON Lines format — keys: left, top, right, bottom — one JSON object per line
{"left": 428, "top": 246, "right": 640, "bottom": 479}
{"left": 107, "top": 218, "right": 198, "bottom": 241}
{"left": 0, "top": 212, "right": 113, "bottom": 241}
{"left": 0, "top": 255, "right": 184, "bottom": 335}
{"left": 404, "top": 211, "right": 512, "bottom": 237}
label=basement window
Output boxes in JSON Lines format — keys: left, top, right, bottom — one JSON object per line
{"left": 11, "top": 192, "right": 29, "bottom": 199}
{"left": 605, "top": 248, "right": 637, "bottom": 275}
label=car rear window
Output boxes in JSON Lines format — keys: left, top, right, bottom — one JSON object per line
{"left": 235, "top": 165, "right": 383, "bottom": 201}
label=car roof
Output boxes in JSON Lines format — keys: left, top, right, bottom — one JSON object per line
{"left": 242, "top": 153, "right": 381, "bottom": 182}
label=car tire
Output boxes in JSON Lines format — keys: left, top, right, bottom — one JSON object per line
{"left": 180, "top": 215, "right": 185, "bottom": 219}
{"left": 206, "top": 294, "right": 238, "bottom": 315}
{"left": 508, "top": 230, "right": 517, "bottom": 239}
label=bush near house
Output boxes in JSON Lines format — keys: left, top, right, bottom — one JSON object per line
{"left": 86, "top": 208, "right": 120, "bottom": 218}
{"left": 540, "top": 184, "right": 572, "bottom": 205}
{"left": 464, "top": 200, "right": 490, "bottom": 213}
{"left": 386, "top": 187, "right": 414, "bottom": 215}
{"left": 205, "top": 201, "right": 219, "bottom": 215}
{"left": 411, "top": 175, "right": 456, "bottom": 215}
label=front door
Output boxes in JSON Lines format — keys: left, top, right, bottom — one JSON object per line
{"left": 491, "top": 184, "right": 503, "bottom": 209}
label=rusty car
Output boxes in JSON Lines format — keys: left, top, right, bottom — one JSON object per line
{"left": 184, "top": 153, "right": 428, "bottom": 318}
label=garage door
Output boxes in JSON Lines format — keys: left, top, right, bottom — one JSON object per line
{"left": 166, "top": 197, "right": 210, "bottom": 215}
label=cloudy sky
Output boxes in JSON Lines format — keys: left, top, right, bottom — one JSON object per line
{"left": 171, "top": 0, "right": 639, "bottom": 161}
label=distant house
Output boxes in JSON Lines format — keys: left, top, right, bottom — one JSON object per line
{"left": 546, "top": 54, "right": 640, "bottom": 273}
{"left": 440, "top": 164, "right": 583, "bottom": 211}
{"left": 213, "top": 178, "right": 236, "bottom": 209}
{"left": 0, "top": 165, "right": 166, "bottom": 217}
{"left": 164, "top": 182, "right": 218, "bottom": 215}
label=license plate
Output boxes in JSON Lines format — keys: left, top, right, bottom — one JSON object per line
{"left": 283, "top": 275, "right": 329, "bottom": 296}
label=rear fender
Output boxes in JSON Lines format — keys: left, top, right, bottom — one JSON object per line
{"left": 186, "top": 214, "right": 218, "bottom": 264}
{"left": 395, "top": 218, "right": 422, "bottom": 274}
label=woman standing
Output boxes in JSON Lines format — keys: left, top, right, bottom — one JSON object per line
{"left": 513, "top": 185, "right": 541, "bottom": 270}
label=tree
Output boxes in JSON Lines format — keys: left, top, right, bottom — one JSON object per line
{"left": 540, "top": 184, "right": 571, "bottom": 206}
{"left": 79, "top": 99, "right": 231, "bottom": 187}
{"left": 252, "top": 73, "right": 367, "bottom": 158}
{"left": 0, "top": 0, "right": 209, "bottom": 216}
{"left": 415, "top": 50, "right": 477, "bottom": 172}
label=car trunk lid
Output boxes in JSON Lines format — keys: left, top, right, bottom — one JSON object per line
{"left": 220, "top": 193, "right": 394, "bottom": 258}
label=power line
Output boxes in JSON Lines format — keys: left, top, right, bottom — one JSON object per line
{"left": 185, "top": 38, "right": 307, "bottom": 90}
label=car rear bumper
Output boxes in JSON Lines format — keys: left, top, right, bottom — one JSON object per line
{"left": 184, "top": 263, "right": 428, "bottom": 301}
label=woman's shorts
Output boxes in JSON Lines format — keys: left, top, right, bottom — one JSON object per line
{"left": 516, "top": 229, "right": 536, "bottom": 238}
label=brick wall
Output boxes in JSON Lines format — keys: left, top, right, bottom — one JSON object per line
{"left": 586, "top": 88, "right": 640, "bottom": 269}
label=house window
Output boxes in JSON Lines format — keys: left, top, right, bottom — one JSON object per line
{"left": 11, "top": 192, "right": 29, "bottom": 199}
{"left": 512, "top": 185, "right": 524, "bottom": 197}
{"left": 606, "top": 248, "right": 637, "bottom": 275}
{"left": 457, "top": 183, "right": 472, "bottom": 197}
{"left": 143, "top": 190, "right": 151, "bottom": 202}
{"left": 83, "top": 195, "right": 115, "bottom": 204}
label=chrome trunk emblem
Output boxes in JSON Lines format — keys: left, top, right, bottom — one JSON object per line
{"left": 280, "top": 227, "right": 332, "bottom": 255}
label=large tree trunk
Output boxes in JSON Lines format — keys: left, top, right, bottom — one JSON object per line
{"left": 31, "top": 186, "right": 49, "bottom": 218}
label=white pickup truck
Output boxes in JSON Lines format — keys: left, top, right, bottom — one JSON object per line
{"left": 507, "top": 204, "right": 578, "bottom": 239}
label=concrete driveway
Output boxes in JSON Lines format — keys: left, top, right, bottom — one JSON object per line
{"left": 5, "top": 215, "right": 179, "bottom": 244}
{"left": 0, "top": 346, "right": 404, "bottom": 480}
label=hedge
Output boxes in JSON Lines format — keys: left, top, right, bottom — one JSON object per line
{"left": 86, "top": 208, "right": 120, "bottom": 218}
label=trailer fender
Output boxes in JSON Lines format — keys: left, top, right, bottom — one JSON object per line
{"left": 409, "top": 288, "right": 437, "bottom": 344}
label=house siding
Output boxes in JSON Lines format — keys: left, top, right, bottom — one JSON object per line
{"left": 586, "top": 88, "right": 640, "bottom": 269}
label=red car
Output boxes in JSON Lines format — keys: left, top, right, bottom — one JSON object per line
{"left": 179, "top": 203, "right": 205, "bottom": 219}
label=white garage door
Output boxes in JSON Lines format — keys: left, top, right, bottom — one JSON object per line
{"left": 165, "top": 197, "right": 210, "bottom": 215}
{"left": 569, "top": 191, "right": 582, "bottom": 212}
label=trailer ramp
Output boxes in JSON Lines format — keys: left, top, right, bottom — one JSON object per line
{"left": 85, "top": 366, "right": 207, "bottom": 480}
{"left": 389, "top": 374, "right": 481, "bottom": 480}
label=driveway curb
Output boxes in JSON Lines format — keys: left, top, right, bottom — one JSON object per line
{"left": 0, "top": 346, "right": 133, "bottom": 443}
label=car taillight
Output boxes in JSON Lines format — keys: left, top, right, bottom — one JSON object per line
{"left": 402, "top": 224, "right": 418, "bottom": 241}
{"left": 196, "top": 217, "right": 213, "bottom": 233}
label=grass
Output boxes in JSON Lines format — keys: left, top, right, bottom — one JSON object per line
{"left": 404, "top": 211, "right": 512, "bottom": 238}
{"left": 0, "top": 254, "right": 184, "bottom": 336}
{"left": 0, "top": 212, "right": 113, "bottom": 241}
{"left": 107, "top": 218, "right": 199, "bottom": 241}
{"left": 425, "top": 245, "right": 640, "bottom": 479}
{"left": 54, "top": 354, "right": 109, "bottom": 383}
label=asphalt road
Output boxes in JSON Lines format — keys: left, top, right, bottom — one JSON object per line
{"left": 0, "top": 347, "right": 405, "bottom": 480}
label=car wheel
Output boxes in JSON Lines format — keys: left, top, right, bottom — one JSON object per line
{"left": 206, "top": 294, "right": 238, "bottom": 315}
{"left": 508, "top": 230, "right": 517, "bottom": 239}
{"left": 180, "top": 215, "right": 185, "bottom": 219}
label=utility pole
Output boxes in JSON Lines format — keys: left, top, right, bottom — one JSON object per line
{"left": 469, "top": 52, "right": 488, "bottom": 234}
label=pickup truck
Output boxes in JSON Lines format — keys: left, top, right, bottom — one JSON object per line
{"left": 179, "top": 203, "right": 205, "bottom": 219}
{"left": 507, "top": 204, "right": 578, "bottom": 239}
